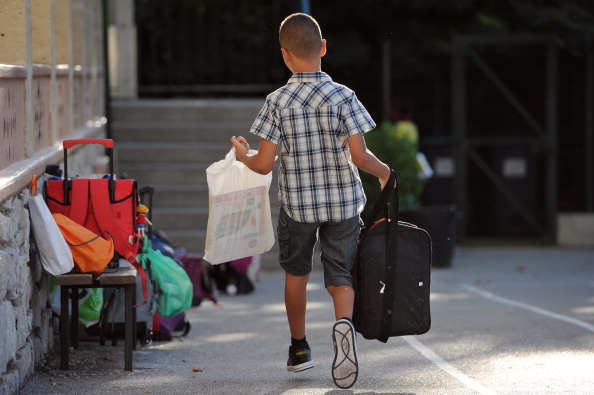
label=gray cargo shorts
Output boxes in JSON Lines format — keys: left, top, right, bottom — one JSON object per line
{"left": 277, "top": 208, "right": 361, "bottom": 288}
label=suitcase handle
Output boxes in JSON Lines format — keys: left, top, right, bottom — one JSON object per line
{"left": 63, "top": 139, "right": 114, "bottom": 149}
{"left": 62, "top": 139, "right": 115, "bottom": 203}
{"left": 364, "top": 169, "right": 398, "bottom": 229}
{"left": 62, "top": 139, "right": 115, "bottom": 180}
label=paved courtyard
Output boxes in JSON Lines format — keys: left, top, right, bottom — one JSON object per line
{"left": 19, "top": 246, "right": 594, "bottom": 394}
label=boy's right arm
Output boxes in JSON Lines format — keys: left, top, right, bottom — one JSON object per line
{"left": 231, "top": 136, "right": 277, "bottom": 175}
{"left": 347, "top": 133, "right": 392, "bottom": 189}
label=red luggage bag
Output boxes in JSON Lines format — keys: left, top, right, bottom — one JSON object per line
{"left": 44, "top": 139, "right": 147, "bottom": 303}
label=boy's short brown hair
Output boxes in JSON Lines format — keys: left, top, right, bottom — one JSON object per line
{"left": 279, "top": 13, "right": 322, "bottom": 61}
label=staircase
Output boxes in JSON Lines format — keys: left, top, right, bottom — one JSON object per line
{"left": 110, "top": 99, "right": 279, "bottom": 269}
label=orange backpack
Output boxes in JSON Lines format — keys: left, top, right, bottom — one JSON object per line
{"left": 53, "top": 213, "right": 115, "bottom": 275}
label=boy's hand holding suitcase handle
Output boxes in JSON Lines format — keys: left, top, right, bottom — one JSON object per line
{"left": 366, "top": 169, "right": 398, "bottom": 229}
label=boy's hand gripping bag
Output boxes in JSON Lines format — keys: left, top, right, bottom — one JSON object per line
{"left": 204, "top": 148, "right": 275, "bottom": 265}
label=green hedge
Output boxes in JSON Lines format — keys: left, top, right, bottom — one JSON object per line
{"left": 360, "top": 122, "right": 425, "bottom": 219}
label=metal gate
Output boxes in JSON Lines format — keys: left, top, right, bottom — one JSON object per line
{"left": 135, "top": 0, "right": 291, "bottom": 96}
{"left": 451, "top": 36, "right": 558, "bottom": 243}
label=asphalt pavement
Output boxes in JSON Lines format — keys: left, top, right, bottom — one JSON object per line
{"left": 18, "top": 246, "right": 594, "bottom": 395}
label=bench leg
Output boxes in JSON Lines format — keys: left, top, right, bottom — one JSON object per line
{"left": 124, "top": 283, "right": 135, "bottom": 371}
{"left": 133, "top": 283, "right": 137, "bottom": 351}
{"left": 112, "top": 323, "right": 118, "bottom": 346}
{"left": 71, "top": 288, "right": 79, "bottom": 349}
{"left": 60, "top": 286, "right": 69, "bottom": 370}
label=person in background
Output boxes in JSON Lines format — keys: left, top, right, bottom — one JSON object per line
{"left": 389, "top": 104, "right": 419, "bottom": 145}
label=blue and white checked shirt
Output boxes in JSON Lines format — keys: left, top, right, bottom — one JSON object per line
{"left": 249, "top": 72, "right": 376, "bottom": 223}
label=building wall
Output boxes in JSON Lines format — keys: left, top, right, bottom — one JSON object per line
{"left": 0, "top": 1, "right": 106, "bottom": 393}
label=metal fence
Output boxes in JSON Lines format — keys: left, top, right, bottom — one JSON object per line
{"left": 136, "top": 0, "right": 292, "bottom": 96}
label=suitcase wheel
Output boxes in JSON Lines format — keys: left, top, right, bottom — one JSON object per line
{"left": 140, "top": 330, "right": 153, "bottom": 347}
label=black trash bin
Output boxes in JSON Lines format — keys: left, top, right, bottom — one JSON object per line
{"left": 400, "top": 205, "right": 458, "bottom": 268}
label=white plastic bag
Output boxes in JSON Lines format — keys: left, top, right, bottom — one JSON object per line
{"left": 204, "top": 148, "right": 275, "bottom": 264}
{"left": 28, "top": 179, "right": 74, "bottom": 275}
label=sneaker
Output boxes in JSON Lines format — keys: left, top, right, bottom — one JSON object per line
{"left": 287, "top": 346, "right": 315, "bottom": 372}
{"left": 332, "top": 318, "right": 358, "bottom": 389}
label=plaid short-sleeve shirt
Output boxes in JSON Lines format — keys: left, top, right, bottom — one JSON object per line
{"left": 249, "top": 72, "right": 376, "bottom": 223}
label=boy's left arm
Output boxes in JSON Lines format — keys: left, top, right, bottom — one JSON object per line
{"left": 231, "top": 136, "right": 277, "bottom": 175}
{"left": 347, "top": 133, "right": 391, "bottom": 189}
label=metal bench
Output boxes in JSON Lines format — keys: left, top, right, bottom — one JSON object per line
{"left": 55, "top": 267, "right": 137, "bottom": 371}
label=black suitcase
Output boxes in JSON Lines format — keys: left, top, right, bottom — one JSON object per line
{"left": 353, "top": 170, "right": 432, "bottom": 343}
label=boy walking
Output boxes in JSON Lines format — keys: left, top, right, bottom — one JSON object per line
{"left": 231, "top": 13, "right": 390, "bottom": 389}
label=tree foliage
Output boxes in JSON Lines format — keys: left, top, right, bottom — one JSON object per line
{"left": 360, "top": 121, "right": 425, "bottom": 213}
{"left": 135, "top": 0, "right": 594, "bottom": 90}
{"left": 315, "top": 0, "right": 594, "bottom": 74}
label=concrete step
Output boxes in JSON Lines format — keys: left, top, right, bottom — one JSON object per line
{"left": 111, "top": 98, "right": 281, "bottom": 271}
{"left": 143, "top": 184, "right": 279, "bottom": 208}
{"left": 141, "top": 184, "right": 208, "bottom": 208}
{"left": 116, "top": 141, "right": 232, "bottom": 163}
{"left": 117, "top": 162, "right": 209, "bottom": 185}
{"left": 150, "top": 206, "right": 209, "bottom": 230}
{"left": 119, "top": 161, "right": 280, "bottom": 189}
{"left": 112, "top": 120, "right": 260, "bottom": 144}
{"left": 139, "top": 184, "right": 208, "bottom": 210}
{"left": 111, "top": 99, "right": 263, "bottom": 122}
{"left": 151, "top": 205, "right": 280, "bottom": 231}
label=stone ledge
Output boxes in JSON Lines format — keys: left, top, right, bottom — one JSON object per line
{"left": 111, "top": 98, "right": 265, "bottom": 107}
{"left": 0, "top": 64, "right": 27, "bottom": 78}
{"left": 0, "top": 63, "right": 104, "bottom": 78}
{"left": 0, "top": 126, "right": 105, "bottom": 202}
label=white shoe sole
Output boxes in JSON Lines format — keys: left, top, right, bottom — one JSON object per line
{"left": 332, "top": 319, "right": 358, "bottom": 389}
{"left": 287, "top": 360, "right": 315, "bottom": 372}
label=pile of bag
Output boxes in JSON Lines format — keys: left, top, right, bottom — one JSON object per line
{"left": 30, "top": 139, "right": 265, "bottom": 347}
{"left": 28, "top": 140, "right": 204, "bottom": 345}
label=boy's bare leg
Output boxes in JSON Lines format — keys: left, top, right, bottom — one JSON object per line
{"left": 329, "top": 284, "right": 358, "bottom": 389}
{"left": 327, "top": 285, "right": 355, "bottom": 320}
{"left": 285, "top": 272, "right": 310, "bottom": 339}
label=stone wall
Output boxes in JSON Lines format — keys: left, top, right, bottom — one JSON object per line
{"left": 0, "top": 192, "right": 37, "bottom": 394}
{"left": 0, "top": 147, "right": 103, "bottom": 395}
{"left": 0, "top": 1, "right": 107, "bottom": 393}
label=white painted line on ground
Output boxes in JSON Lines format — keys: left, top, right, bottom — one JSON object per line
{"left": 461, "top": 284, "right": 594, "bottom": 333}
{"left": 402, "top": 336, "right": 495, "bottom": 395}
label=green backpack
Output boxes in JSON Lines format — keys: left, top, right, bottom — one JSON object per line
{"left": 138, "top": 238, "right": 193, "bottom": 317}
